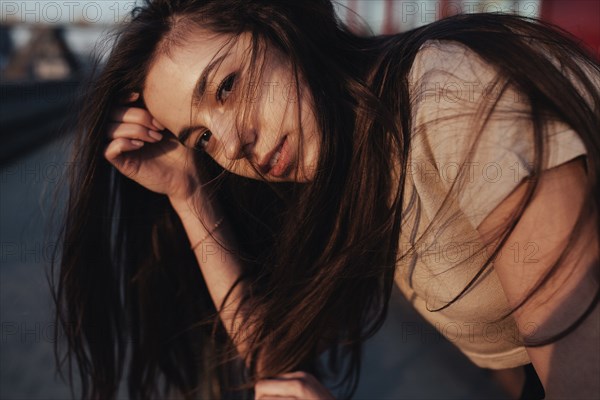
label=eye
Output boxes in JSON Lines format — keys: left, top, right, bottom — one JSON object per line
{"left": 195, "top": 130, "right": 212, "bottom": 150}
{"left": 216, "top": 73, "right": 236, "bottom": 103}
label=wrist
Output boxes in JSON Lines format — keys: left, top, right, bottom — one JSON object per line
{"left": 168, "top": 192, "right": 224, "bottom": 223}
{"left": 169, "top": 195, "right": 236, "bottom": 255}
{"left": 168, "top": 194, "right": 196, "bottom": 214}
{"left": 167, "top": 171, "right": 203, "bottom": 209}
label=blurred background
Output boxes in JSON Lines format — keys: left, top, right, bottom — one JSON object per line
{"left": 1, "top": 1, "right": 598, "bottom": 399}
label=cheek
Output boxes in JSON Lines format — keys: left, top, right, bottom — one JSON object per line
{"left": 215, "top": 154, "right": 257, "bottom": 178}
{"left": 307, "top": 118, "right": 322, "bottom": 169}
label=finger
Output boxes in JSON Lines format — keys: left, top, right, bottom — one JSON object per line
{"left": 127, "top": 92, "right": 140, "bottom": 102}
{"left": 273, "top": 371, "right": 310, "bottom": 380}
{"left": 151, "top": 117, "right": 165, "bottom": 130}
{"left": 110, "top": 107, "right": 164, "bottom": 131}
{"left": 257, "top": 397, "right": 296, "bottom": 400}
{"left": 255, "top": 379, "right": 304, "bottom": 399}
{"left": 104, "top": 137, "right": 144, "bottom": 163}
{"left": 117, "top": 91, "right": 139, "bottom": 105}
{"left": 107, "top": 122, "right": 163, "bottom": 143}
{"left": 269, "top": 371, "right": 316, "bottom": 386}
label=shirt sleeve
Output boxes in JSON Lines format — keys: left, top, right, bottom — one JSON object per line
{"left": 407, "top": 39, "right": 594, "bottom": 229}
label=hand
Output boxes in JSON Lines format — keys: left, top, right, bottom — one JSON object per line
{"left": 254, "top": 371, "right": 336, "bottom": 400}
{"left": 103, "top": 92, "right": 201, "bottom": 201}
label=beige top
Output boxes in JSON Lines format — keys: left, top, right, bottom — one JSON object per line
{"left": 394, "top": 39, "right": 595, "bottom": 369}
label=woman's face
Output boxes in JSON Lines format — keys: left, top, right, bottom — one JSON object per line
{"left": 144, "top": 28, "right": 320, "bottom": 183}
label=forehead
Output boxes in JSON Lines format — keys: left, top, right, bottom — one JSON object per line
{"left": 143, "top": 28, "right": 247, "bottom": 132}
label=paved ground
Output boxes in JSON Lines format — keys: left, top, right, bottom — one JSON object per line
{"left": 0, "top": 136, "right": 508, "bottom": 399}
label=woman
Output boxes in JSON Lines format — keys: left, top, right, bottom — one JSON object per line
{"left": 51, "top": 0, "right": 599, "bottom": 399}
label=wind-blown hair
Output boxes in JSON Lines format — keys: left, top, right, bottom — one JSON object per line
{"left": 50, "top": 0, "right": 600, "bottom": 399}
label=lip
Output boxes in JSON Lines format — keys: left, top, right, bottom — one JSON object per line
{"left": 268, "top": 136, "right": 289, "bottom": 177}
{"left": 259, "top": 135, "right": 287, "bottom": 175}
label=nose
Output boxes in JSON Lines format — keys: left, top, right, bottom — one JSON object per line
{"left": 216, "top": 122, "right": 256, "bottom": 161}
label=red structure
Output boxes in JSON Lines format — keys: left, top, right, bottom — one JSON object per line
{"left": 541, "top": 0, "right": 600, "bottom": 61}
{"left": 346, "top": 0, "right": 599, "bottom": 60}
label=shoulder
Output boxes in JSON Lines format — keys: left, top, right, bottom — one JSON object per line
{"left": 405, "top": 38, "right": 592, "bottom": 229}
{"left": 406, "top": 39, "right": 510, "bottom": 168}
{"left": 411, "top": 39, "right": 473, "bottom": 65}
{"left": 409, "top": 38, "right": 600, "bottom": 104}
{"left": 407, "top": 38, "right": 509, "bottom": 128}
{"left": 408, "top": 39, "right": 497, "bottom": 87}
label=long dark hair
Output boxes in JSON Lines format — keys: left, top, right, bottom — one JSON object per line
{"left": 50, "top": 1, "right": 600, "bottom": 399}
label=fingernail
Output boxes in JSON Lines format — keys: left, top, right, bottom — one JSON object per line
{"left": 131, "top": 139, "right": 144, "bottom": 146}
{"left": 151, "top": 118, "right": 165, "bottom": 130}
{"left": 128, "top": 92, "right": 140, "bottom": 102}
{"left": 148, "top": 130, "right": 163, "bottom": 141}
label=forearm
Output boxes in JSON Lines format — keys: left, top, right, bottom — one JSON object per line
{"left": 169, "top": 196, "right": 254, "bottom": 364}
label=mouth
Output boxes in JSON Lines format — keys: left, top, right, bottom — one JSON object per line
{"left": 261, "top": 135, "right": 290, "bottom": 178}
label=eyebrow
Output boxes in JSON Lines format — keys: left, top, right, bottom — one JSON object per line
{"left": 177, "top": 53, "right": 230, "bottom": 144}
